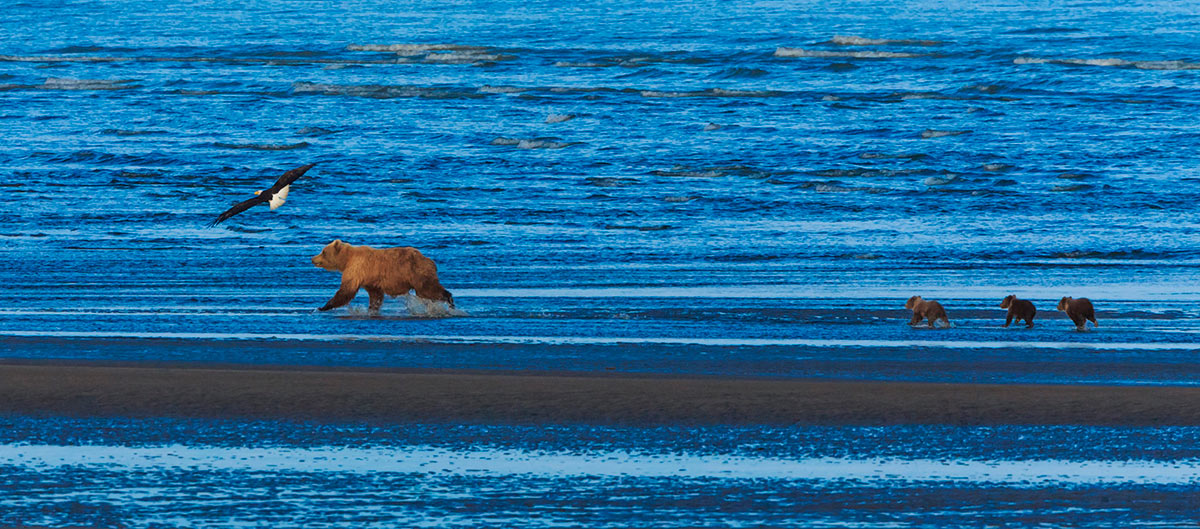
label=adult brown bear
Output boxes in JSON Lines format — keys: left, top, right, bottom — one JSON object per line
{"left": 311, "top": 239, "right": 454, "bottom": 313}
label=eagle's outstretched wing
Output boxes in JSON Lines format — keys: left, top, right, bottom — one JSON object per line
{"left": 208, "top": 195, "right": 267, "bottom": 227}
{"left": 265, "top": 163, "right": 317, "bottom": 194}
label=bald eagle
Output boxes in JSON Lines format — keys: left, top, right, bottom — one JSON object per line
{"left": 208, "top": 163, "right": 316, "bottom": 227}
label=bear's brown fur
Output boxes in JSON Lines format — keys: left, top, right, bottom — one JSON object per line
{"left": 311, "top": 239, "right": 454, "bottom": 313}
{"left": 905, "top": 296, "right": 949, "bottom": 328}
{"left": 1057, "top": 296, "right": 1097, "bottom": 331}
{"left": 1000, "top": 295, "right": 1036, "bottom": 328}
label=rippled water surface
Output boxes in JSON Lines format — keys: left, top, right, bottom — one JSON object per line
{"left": 3, "top": 0, "right": 1200, "bottom": 526}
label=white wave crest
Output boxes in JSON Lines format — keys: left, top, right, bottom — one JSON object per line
{"left": 831, "top": 35, "right": 941, "bottom": 46}
{"left": 518, "top": 139, "right": 572, "bottom": 149}
{"left": 423, "top": 51, "right": 512, "bottom": 64}
{"left": 479, "top": 85, "right": 526, "bottom": 94}
{"left": 774, "top": 47, "right": 924, "bottom": 59}
{"left": 491, "top": 137, "right": 576, "bottom": 149}
{"left": 553, "top": 61, "right": 611, "bottom": 68}
{"left": 545, "top": 113, "right": 575, "bottom": 123}
{"left": 920, "top": 129, "right": 970, "bottom": 139}
{"left": 42, "top": 77, "right": 136, "bottom": 90}
{"left": 292, "top": 81, "right": 470, "bottom": 99}
{"left": 1015, "top": 56, "right": 1200, "bottom": 70}
{"left": 923, "top": 175, "right": 959, "bottom": 186}
{"left": 347, "top": 43, "right": 488, "bottom": 55}
{"left": 641, "top": 88, "right": 776, "bottom": 98}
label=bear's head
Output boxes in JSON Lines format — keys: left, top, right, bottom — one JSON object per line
{"left": 1000, "top": 294, "right": 1015, "bottom": 309}
{"left": 905, "top": 296, "right": 922, "bottom": 310}
{"left": 312, "top": 239, "right": 351, "bottom": 271}
{"left": 1057, "top": 296, "right": 1072, "bottom": 311}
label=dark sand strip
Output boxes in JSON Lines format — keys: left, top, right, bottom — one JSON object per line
{"left": 3, "top": 362, "right": 1200, "bottom": 426}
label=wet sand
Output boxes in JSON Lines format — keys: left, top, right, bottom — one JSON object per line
{"left": 3, "top": 361, "right": 1200, "bottom": 426}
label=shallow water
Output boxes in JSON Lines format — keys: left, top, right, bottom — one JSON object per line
{"left": 3, "top": 0, "right": 1200, "bottom": 526}
{"left": 2, "top": 419, "right": 1200, "bottom": 528}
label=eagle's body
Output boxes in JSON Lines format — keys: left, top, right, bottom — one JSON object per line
{"left": 261, "top": 185, "right": 289, "bottom": 210}
{"left": 209, "top": 164, "right": 314, "bottom": 226}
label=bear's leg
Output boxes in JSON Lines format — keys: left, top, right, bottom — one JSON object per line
{"left": 319, "top": 279, "right": 360, "bottom": 312}
{"left": 1004, "top": 313, "right": 1013, "bottom": 327}
{"left": 909, "top": 313, "right": 923, "bottom": 326}
{"left": 367, "top": 288, "right": 384, "bottom": 314}
{"left": 1070, "top": 313, "right": 1086, "bottom": 331}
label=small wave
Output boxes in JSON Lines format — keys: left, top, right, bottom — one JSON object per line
{"left": 1057, "top": 173, "right": 1094, "bottom": 180}
{"left": 1051, "top": 184, "right": 1093, "bottom": 192}
{"left": 663, "top": 195, "right": 698, "bottom": 203}
{"left": 292, "top": 81, "right": 479, "bottom": 100}
{"left": 774, "top": 47, "right": 925, "bottom": 59}
{"left": 1015, "top": 56, "right": 1200, "bottom": 71}
{"left": 518, "top": 139, "right": 575, "bottom": 149}
{"left": 423, "top": 51, "right": 513, "bottom": 64}
{"left": 703, "top": 122, "right": 721, "bottom": 131}
{"left": 584, "top": 177, "right": 637, "bottom": 187}
{"left": 296, "top": 126, "right": 337, "bottom": 136}
{"left": 923, "top": 174, "right": 959, "bottom": 186}
{"left": 920, "top": 129, "right": 970, "bottom": 139}
{"left": 346, "top": 43, "right": 488, "bottom": 55}
{"left": 1004, "top": 27, "right": 1081, "bottom": 34}
{"left": 811, "top": 168, "right": 898, "bottom": 178}
{"left": 708, "top": 67, "right": 768, "bottom": 79}
{"left": 1047, "top": 250, "right": 1167, "bottom": 260}
{"left": 898, "top": 92, "right": 965, "bottom": 101}
{"left": 553, "top": 61, "right": 611, "bottom": 68}
{"left": 212, "top": 142, "right": 310, "bottom": 151}
{"left": 491, "top": 137, "right": 577, "bottom": 149}
{"left": 639, "top": 88, "right": 779, "bottom": 98}
{"left": 479, "top": 85, "right": 527, "bottom": 94}
{"left": 830, "top": 35, "right": 941, "bottom": 46}
{"left": 100, "top": 129, "right": 167, "bottom": 136}
{"left": 652, "top": 167, "right": 724, "bottom": 178}
{"left": 983, "top": 163, "right": 1014, "bottom": 172}
{"left": 41, "top": 77, "right": 137, "bottom": 90}
{"left": 604, "top": 224, "right": 674, "bottom": 231}
{"left": 545, "top": 113, "right": 574, "bottom": 124}
{"left": 224, "top": 226, "right": 272, "bottom": 234}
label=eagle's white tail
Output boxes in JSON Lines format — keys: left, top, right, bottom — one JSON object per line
{"left": 269, "top": 185, "right": 289, "bottom": 210}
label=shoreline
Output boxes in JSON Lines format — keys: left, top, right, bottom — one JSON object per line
{"left": 4, "top": 360, "right": 1200, "bottom": 426}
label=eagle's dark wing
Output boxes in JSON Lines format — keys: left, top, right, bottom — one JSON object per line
{"left": 208, "top": 195, "right": 267, "bottom": 227}
{"left": 265, "top": 163, "right": 316, "bottom": 194}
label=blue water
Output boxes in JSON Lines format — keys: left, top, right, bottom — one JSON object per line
{"left": 3, "top": 0, "right": 1200, "bottom": 526}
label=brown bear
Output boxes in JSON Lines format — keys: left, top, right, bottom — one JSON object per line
{"left": 1000, "top": 295, "right": 1036, "bottom": 328}
{"left": 311, "top": 239, "right": 454, "bottom": 313}
{"left": 905, "top": 296, "right": 949, "bottom": 328}
{"left": 1057, "top": 296, "right": 1097, "bottom": 331}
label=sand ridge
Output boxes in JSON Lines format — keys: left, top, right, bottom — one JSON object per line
{"left": 3, "top": 361, "right": 1200, "bottom": 426}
